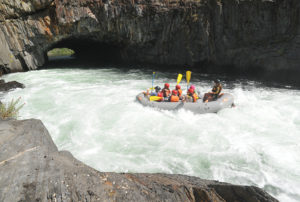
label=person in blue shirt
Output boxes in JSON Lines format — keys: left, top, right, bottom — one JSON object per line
{"left": 150, "top": 86, "right": 161, "bottom": 96}
{"left": 144, "top": 86, "right": 161, "bottom": 96}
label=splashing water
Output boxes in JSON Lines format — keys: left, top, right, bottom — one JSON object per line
{"left": 2, "top": 67, "right": 300, "bottom": 201}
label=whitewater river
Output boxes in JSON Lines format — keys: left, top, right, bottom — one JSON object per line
{"left": 2, "top": 67, "right": 300, "bottom": 201}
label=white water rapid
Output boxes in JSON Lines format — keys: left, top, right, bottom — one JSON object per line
{"left": 2, "top": 67, "right": 300, "bottom": 201}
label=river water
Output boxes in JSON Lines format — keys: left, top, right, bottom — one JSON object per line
{"left": 2, "top": 67, "right": 300, "bottom": 201}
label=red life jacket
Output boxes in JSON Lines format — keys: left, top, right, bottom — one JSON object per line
{"left": 155, "top": 92, "right": 163, "bottom": 101}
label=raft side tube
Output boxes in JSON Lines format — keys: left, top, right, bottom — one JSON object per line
{"left": 136, "top": 93, "right": 234, "bottom": 114}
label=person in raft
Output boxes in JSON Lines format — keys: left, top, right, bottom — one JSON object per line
{"left": 203, "top": 80, "right": 222, "bottom": 102}
{"left": 162, "top": 83, "right": 171, "bottom": 99}
{"left": 175, "top": 85, "right": 183, "bottom": 100}
{"left": 169, "top": 90, "right": 180, "bottom": 102}
{"left": 190, "top": 85, "right": 197, "bottom": 96}
{"left": 156, "top": 88, "right": 164, "bottom": 101}
{"left": 183, "top": 85, "right": 198, "bottom": 102}
{"left": 150, "top": 86, "right": 161, "bottom": 96}
{"left": 186, "top": 88, "right": 198, "bottom": 102}
{"left": 143, "top": 86, "right": 161, "bottom": 96}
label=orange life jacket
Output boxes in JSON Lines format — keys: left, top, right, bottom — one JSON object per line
{"left": 192, "top": 93, "right": 197, "bottom": 102}
{"left": 170, "top": 95, "right": 179, "bottom": 102}
{"left": 177, "top": 89, "right": 182, "bottom": 97}
{"left": 188, "top": 92, "right": 198, "bottom": 102}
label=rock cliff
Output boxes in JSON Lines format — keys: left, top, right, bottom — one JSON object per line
{"left": 0, "top": 0, "right": 300, "bottom": 77}
{"left": 0, "top": 119, "right": 278, "bottom": 201}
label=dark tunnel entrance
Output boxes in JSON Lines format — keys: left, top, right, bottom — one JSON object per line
{"left": 42, "top": 37, "right": 300, "bottom": 88}
{"left": 44, "top": 38, "right": 126, "bottom": 68}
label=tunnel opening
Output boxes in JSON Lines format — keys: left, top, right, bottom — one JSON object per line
{"left": 43, "top": 37, "right": 126, "bottom": 68}
{"left": 41, "top": 37, "right": 300, "bottom": 88}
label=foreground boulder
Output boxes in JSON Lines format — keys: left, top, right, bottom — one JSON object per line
{"left": 0, "top": 119, "right": 278, "bottom": 201}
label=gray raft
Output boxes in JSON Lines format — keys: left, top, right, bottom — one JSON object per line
{"left": 136, "top": 93, "right": 234, "bottom": 114}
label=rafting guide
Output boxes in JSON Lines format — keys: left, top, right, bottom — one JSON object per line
{"left": 203, "top": 80, "right": 223, "bottom": 102}
{"left": 137, "top": 71, "right": 234, "bottom": 114}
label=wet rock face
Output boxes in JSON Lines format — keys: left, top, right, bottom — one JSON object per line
{"left": 0, "top": 119, "right": 278, "bottom": 202}
{"left": 0, "top": 79, "right": 25, "bottom": 92}
{"left": 0, "top": 0, "right": 299, "bottom": 74}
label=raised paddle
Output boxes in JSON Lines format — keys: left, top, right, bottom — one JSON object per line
{"left": 177, "top": 74, "right": 183, "bottom": 85}
{"left": 186, "top": 71, "right": 192, "bottom": 90}
{"left": 151, "top": 72, "right": 156, "bottom": 92}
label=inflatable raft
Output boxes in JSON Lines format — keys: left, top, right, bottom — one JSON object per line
{"left": 136, "top": 93, "right": 234, "bottom": 114}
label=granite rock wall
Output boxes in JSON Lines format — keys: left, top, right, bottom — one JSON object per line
{"left": 0, "top": 0, "right": 299, "bottom": 76}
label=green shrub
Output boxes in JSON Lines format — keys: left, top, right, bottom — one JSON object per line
{"left": 47, "top": 48, "right": 75, "bottom": 57}
{"left": 0, "top": 97, "right": 25, "bottom": 120}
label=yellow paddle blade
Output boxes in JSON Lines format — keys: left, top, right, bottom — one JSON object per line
{"left": 177, "top": 74, "right": 183, "bottom": 85}
{"left": 186, "top": 71, "right": 192, "bottom": 84}
{"left": 150, "top": 96, "right": 162, "bottom": 101}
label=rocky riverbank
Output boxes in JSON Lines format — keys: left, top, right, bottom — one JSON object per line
{"left": 0, "top": 118, "right": 278, "bottom": 201}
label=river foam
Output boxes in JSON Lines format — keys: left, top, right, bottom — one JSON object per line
{"left": 2, "top": 67, "right": 300, "bottom": 201}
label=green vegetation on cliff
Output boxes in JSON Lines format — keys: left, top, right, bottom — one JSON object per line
{"left": 47, "top": 48, "right": 75, "bottom": 57}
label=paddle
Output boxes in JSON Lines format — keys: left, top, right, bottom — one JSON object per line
{"left": 151, "top": 72, "right": 156, "bottom": 92}
{"left": 150, "top": 96, "right": 163, "bottom": 101}
{"left": 186, "top": 71, "right": 191, "bottom": 90}
{"left": 177, "top": 74, "right": 183, "bottom": 85}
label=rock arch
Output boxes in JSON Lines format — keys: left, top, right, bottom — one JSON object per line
{"left": 0, "top": 0, "right": 300, "bottom": 78}
{"left": 45, "top": 37, "right": 125, "bottom": 65}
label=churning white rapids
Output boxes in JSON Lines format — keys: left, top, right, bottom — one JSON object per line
{"left": 2, "top": 67, "right": 300, "bottom": 202}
